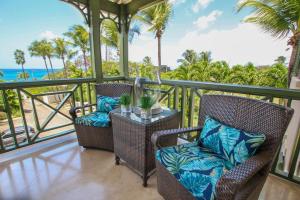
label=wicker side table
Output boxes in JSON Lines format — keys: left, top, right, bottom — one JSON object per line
{"left": 111, "top": 109, "right": 180, "bottom": 187}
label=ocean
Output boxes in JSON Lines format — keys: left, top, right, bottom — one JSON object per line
{"left": 0, "top": 68, "right": 61, "bottom": 81}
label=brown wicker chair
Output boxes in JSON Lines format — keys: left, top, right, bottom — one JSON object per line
{"left": 151, "top": 95, "right": 294, "bottom": 200}
{"left": 70, "top": 83, "right": 133, "bottom": 151}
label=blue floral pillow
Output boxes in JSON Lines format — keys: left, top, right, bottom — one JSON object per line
{"left": 96, "top": 95, "right": 120, "bottom": 113}
{"left": 199, "top": 116, "right": 266, "bottom": 166}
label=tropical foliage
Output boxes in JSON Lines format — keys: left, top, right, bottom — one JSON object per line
{"left": 64, "top": 25, "right": 90, "bottom": 73}
{"left": 135, "top": 1, "right": 172, "bottom": 69}
{"left": 28, "top": 40, "right": 52, "bottom": 79}
{"left": 237, "top": 0, "right": 300, "bottom": 85}
{"left": 53, "top": 38, "right": 76, "bottom": 77}
{"left": 14, "top": 49, "right": 27, "bottom": 80}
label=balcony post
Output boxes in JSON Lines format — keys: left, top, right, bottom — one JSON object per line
{"left": 89, "top": 0, "right": 103, "bottom": 83}
{"left": 119, "top": 5, "right": 129, "bottom": 78}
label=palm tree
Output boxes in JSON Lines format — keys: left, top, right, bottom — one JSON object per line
{"left": 101, "top": 20, "right": 140, "bottom": 56}
{"left": 135, "top": 1, "right": 172, "bottom": 69}
{"left": 53, "top": 38, "right": 76, "bottom": 78}
{"left": 143, "top": 56, "right": 153, "bottom": 66}
{"left": 199, "top": 51, "right": 212, "bottom": 63}
{"left": 177, "top": 49, "right": 200, "bottom": 66}
{"left": 237, "top": 0, "right": 300, "bottom": 85}
{"left": 28, "top": 40, "right": 51, "bottom": 80}
{"left": 14, "top": 49, "right": 27, "bottom": 80}
{"left": 275, "top": 56, "right": 286, "bottom": 64}
{"left": 209, "top": 61, "right": 230, "bottom": 83}
{"left": 64, "top": 25, "right": 90, "bottom": 73}
{"left": 43, "top": 40, "right": 55, "bottom": 75}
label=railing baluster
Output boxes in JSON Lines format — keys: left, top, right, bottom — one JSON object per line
{"left": 181, "top": 87, "right": 187, "bottom": 128}
{"left": 30, "top": 93, "right": 41, "bottom": 132}
{"left": 188, "top": 88, "right": 195, "bottom": 127}
{"left": 287, "top": 98, "right": 292, "bottom": 107}
{"left": 17, "top": 89, "right": 31, "bottom": 144}
{"left": 173, "top": 86, "right": 179, "bottom": 110}
{"left": 87, "top": 83, "right": 92, "bottom": 112}
{"left": 2, "top": 90, "right": 18, "bottom": 147}
{"left": 167, "top": 93, "right": 171, "bottom": 108}
{"left": 79, "top": 84, "right": 85, "bottom": 115}
{"left": 0, "top": 114, "right": 4, "bottom": 150}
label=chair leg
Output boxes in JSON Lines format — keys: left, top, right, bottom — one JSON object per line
{"left": 115, "top": 155, "right": 120, "bottom": 165}
{"left": 143, "top": 175, "right": 148, "bottom": 187}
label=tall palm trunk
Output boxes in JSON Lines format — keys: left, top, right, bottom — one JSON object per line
{"left": 82, "top": 50, "right": 88, "bottom": 74}
{"left": 21, "top": 64, "right": 27, "bottom": 80}
{"left": 47, "top": 56, "right": 62, "bottom": 102}
{"left": 288, "top": 40, "right": 299, "bottom": 86}
{"left": 47, "top": 56, "right": 55, "bottom": 76}
{"left": 61, "top": 56, "right": 67, "bottom": 78}
{"left": 157, "top": 35, "right": 162, "bottom": 69}
{"left": 43, "top": 57, "right": 51, "bottom": 80}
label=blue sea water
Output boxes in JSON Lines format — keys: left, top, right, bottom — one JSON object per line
{"left": 0, "top": 68, "right": 61, "bottom": 81}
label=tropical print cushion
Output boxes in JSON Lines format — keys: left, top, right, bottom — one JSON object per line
{"left": 96, "top": 95, "right": 120, "bottom": 113}
{"left": 199, "top": 116, "right": 266, "bottom": 166}
{"left": 75, "top": 112, "right": 111, "bottom": 127}
{"left": 156, "top": 142, "right": 234, "bottom": 200}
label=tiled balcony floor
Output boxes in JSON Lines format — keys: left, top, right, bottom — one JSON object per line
{"left": 1, "top": 134, "right": 300, "bottom": 200}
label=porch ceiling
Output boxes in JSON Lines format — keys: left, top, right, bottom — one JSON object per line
{"left": 63, "top": 0, "right": 164, "bottom": 15}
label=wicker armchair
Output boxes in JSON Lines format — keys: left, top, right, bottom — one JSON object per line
{"left": 151, "top": 95, "right": 294, "bottom": 200}
{"left": 70, "top": 83, "right": 132, "bottom": 151}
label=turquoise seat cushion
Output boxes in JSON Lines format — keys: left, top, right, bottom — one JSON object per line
{"left": 156, "top": 142, "right": 234, "bottom": 200}
{"left": 75, "top": 112, "right": 111, "bottom": 127}
{"left": 199, "top": 116, "right": 266, "bottom": 166}
{"left": 96, "top": 95, "right": 120, "bottom": 113}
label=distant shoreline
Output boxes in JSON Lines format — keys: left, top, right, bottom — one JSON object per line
{"left": 0, "top": 68, "right": 61, "bottom": 81}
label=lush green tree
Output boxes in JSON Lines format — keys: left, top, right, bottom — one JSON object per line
{"left": 199, "top": 51, "right": 212, "bottom": 63}
{"left": 66, "top": 61, "right": 83, "bottom": 78}
{"left": 209, "top": 61, "right": 230, "bottom": 83}
{"left": 143, "top": 56, "right": 153, "bottom": 66}
{"left": 135, "top": 1, "right": 172, "bottom": 69}
{"left": 14, "top": 49, "right": 27, "bottom": 80}
{"left": 53, "top": 37, "right": 76, "bottom": 78}
{"left": 28, "top": 40, "right": 51, "bottom": 79}
{"left": 101, "top": 20, "right": 140, "bottom": 55}
{"left": 237, "top": 0, "right": 300, "bottom": 85}
{"left": 41, "top": 39, "right": 56, "bottom": 76}
{"left": 258, "top": 63, "right": 288, "bottom": 88}
{"left": 65, "top": 25, "right": 90, "bottom": 73}
{"left": 177, "top": 49, "right": 200, "bottom": 66}
{"left": 226, "top": 64, "right": 258, "bottom": 85}
{"left": 275, "top": 56, "right": 286, "bottom": 64}
{"left": 102, "top": 61, "right": 120, "bottom": 76}
{"left": 0, "top": 90, "right": 19, "bottom": 112}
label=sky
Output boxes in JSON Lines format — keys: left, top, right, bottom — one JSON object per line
{"left": 0, "top": 0, "right": 291, "bottom": 69}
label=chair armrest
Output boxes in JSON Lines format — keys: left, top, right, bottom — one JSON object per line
{"left": 69, "top": 104, "right": 96, "bottom": 120}
{"left": 216, "top": 151, "right": 271, "bottom": 200}
{"left": 151, "top": 126, "right": 202, "bottom": 149}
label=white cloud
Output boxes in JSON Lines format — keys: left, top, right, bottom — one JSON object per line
{"left": 193, "top": 10, "right": 222, "bottom": 31}
{"left": 40, "top": 31, "right": 58, "bottom": 40}
{"left": 129, "top": 23, "right": 290, "bottom": 68}
{"left": 192, "top": 0, "right": 214, "bottom": 13}
{"left": 169, "top": 0, "right": 186, "bottom": 5}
